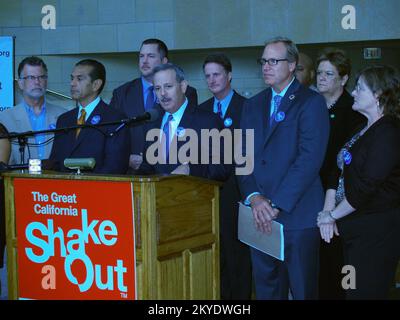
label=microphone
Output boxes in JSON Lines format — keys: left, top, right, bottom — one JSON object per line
{"left": 124, "top": 108, "right": 161, "bottom": 125}
{"left": 64, "top": 158, "right": 96, "bottom": 171}
{"left": 111, "top": 108, "right": 161, "bottom": 135}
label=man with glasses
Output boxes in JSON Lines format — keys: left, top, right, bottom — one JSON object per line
{"left": 0, "top": 56, "right": 69, "bottom": 165}
{"left": 238, "top": 37, "right": 329, "bottom": 299}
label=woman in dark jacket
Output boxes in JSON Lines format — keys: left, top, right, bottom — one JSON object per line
{"left": 317, "top": 65, "right": 400, "bottom": 299}
{"left": 316, "top": 48, "right": 366, "bottom": 299}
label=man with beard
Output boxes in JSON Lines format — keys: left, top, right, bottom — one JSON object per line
{"left": 0, "top": 56, "right": 69, "bottom": 165}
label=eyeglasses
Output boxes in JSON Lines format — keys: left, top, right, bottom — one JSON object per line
{"left": 316, "top": 70, "right": 336, "bottom": 79}
{"left": 20, "top": 75, "right": 48, "bottom": 82}
{"left": 257, "top": 58, "right": 288, "bottom": 66}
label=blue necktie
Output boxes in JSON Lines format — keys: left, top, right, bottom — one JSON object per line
{"left": 145, "top": 86, "right": 155, "bottom": 110}
{"left": 270, "top": 95, "right": 282, "bottom": 125}
{"left": 217, "top": 101, "right": 223, "bottom": 119}
{"left": 162, "top": 114, "right": 174, "bottom": 162}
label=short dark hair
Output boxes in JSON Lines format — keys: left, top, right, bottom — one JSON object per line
{"left": 18, "top": 56, "right": 48, "bottom": 78}
{"left": 141, "top": 38, "right": 169, "bottom": 60}
{"left": 152, "top": 63, "right": 185, "bottom": 83}
{"left": 202, "top": 53, "right": 232, "bottom": 73}
{"left": 316, "top": 48, "right": 351, "bottom": 78}
{"left": 357, "top": 65, "right": 400, "bottom": 120}
{"left": 75, "top": 59, "right": 106, "bottom": 94}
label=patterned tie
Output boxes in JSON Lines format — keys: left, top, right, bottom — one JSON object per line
{"left": 76, "top": 109, "right": 86, "bottom": 138}
{"left": 162, "top": 114, "right": 174, "bottom": 162}
{"left": 270, "top": 95, "right": 282, "bottom": 125}
{"left": 217, "top": 101, "right": 223, "bottom": 119}
{"left": 145, "top": 86, "right": 155, "bottom": 110}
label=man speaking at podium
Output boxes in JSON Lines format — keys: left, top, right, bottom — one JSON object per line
{"left": 139, "top": 63, "right": 229, "bottom": 181}
{"left": 49, "top": 59, "right": 130, "bottom": 174}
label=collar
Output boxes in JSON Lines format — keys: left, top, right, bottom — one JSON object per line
{"left": 78, "top": 96, "right": 100, "bottom": 120}
{"left": 163, "top": 98, "right": 189, "bottom": 125}
{"left": 23, "top": 98, "right": 46, "bottom": 117}
{"left": 271, "top": 76, "right": 295, "bottom": 99}
{"left": 213, "top": 89, "right": 234, "bottom": 116}
{"left": 141, "top": 77, "right": 153, "bottom": 91}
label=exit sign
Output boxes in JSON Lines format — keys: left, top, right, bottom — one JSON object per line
{"left": 363, "top": 48, "right": 381, "bottom": 60}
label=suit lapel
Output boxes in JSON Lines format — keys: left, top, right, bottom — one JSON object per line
{"left": 128, "top": 79, "right": 145, "bottom": 116}
{"left": 70, "top": 100, "right": 104, "bottom": 154}
{"left": 224, "top": 91, "right": 243, "bottom": 129}
{"left": 263, "top": 80, "right": 301, "bottom": 147}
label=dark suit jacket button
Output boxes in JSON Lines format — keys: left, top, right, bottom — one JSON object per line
{"left": 261, "top": 160, "right": 266, "bottom": 165}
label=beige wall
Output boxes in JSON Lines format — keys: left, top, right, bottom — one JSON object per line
{"left": 2, "top": 0, "right": 400, "bottom": 106}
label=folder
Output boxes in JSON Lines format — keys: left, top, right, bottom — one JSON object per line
{"left": 238, "top": 202, "right": 284, "bottom": 261}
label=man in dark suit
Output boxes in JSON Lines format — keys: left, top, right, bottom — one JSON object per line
{"left": 238, "top": 37, "right": 329, "bottom": 299}
{"left": 139, "top": 63, "right": 229, "bottom": 182}
{"left": 199, "top": 53, "right": 252, "bottom": 299}
{"left": 109, "top": 39, "right": 198, "bottom": 173}
{"left": 49, "top": 59, "right": 130, "bottom": 174}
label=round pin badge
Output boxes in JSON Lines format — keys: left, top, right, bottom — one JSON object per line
{"left": 91, "top": 115, "right": 101, "bottom": 124}
{"left": 330, "top": 114, "right": 336, "bottom": 119}
{"left": 224, "top": 117, "right": 233, "bottom": 127}
{"left": 176, "top": 127, "right": 186, "bottom": 137}
{"left": 275, "top": 111, "right": 286, "bottom": 122}
{"left": 343, "top": 150, "right": 352, "bottom": 165}
{"left": 48, "top": 123, "right": 56, "bottom": 130}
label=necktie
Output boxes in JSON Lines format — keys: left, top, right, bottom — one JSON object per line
{"left": 270, "top": 95, "right": 282, "bottom": 125}
{"left": 145, "top": 86, "right": 155, "bottom": 110}
{"left": 76, "top": 109, "right": 86, "bottom": 138}
{"left": 162, "top": 114, "right": 174, "bottom": 162}
{"left": 217, "top": 101, "right": 223, "bottom": 119}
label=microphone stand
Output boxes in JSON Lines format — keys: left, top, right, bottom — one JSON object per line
{"left": 0, "top": 113, "right": 156, "bottom": 167}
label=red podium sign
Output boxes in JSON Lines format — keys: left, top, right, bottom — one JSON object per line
{"left": 13, "top": 178, "right": 136, "bottom": 300}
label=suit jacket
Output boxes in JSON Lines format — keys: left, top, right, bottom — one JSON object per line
{"left": 199, "top": 90, "right": 245, "bottom": 192}
{"left": 198, "top": 90, "right": 245, "bottom": 132}
{"left": 238, "top": 79, "right": 330, "bottom": 230}
{"left": 109, "top": 78, "right": 198, "bottom": 156}
{"left": 139, "top": 102, "right": 230, "bottom": 181}
{"left": 49, "top": 99, "right": 130, "bottom": 174}
{"left": 0, "top": 102, "right": 69, "bottom": 164}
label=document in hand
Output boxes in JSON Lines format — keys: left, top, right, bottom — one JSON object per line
{"left": 238, "top": 202, "right": 284, "bottom": 261}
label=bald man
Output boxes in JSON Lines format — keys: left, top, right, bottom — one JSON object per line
{"left": 295, "top": 52, "right": 317, "bottom": 91}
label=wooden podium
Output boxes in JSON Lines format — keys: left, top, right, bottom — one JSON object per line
{"left": 2, "top": 171, "right": 220, "bottom": 300}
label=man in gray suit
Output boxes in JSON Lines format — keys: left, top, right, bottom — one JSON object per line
{"left": 0, "top": 56, "right": 69, "bottom": 165}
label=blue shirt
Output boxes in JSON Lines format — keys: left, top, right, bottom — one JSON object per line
{"left": 24, "top": 100, "right": 46, "bottom": 159}
{"left": 141, "top": 77, "right": 155, "bottom": 107}
{"left": 160, "top": 98, "right": 188, "bottom": 143}
{"left": 270, "top": 77, "right": 295, "bottom": 118}
{"left": 213, "top": 89, "right": 234, "bottom": 118}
